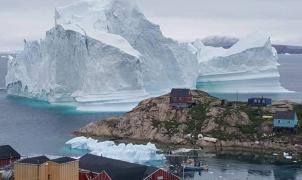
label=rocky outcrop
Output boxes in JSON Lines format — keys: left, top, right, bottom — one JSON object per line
{"left": 76, "top": 90, "right": 301, "bottom": 151}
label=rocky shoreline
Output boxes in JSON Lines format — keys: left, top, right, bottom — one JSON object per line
{"left": 75, "top": 90, "right": 302, "bottom": 155}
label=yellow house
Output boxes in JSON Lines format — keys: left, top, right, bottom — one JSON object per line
{"left": 48, "top": 157, "right": 79, "bottom": 180}
{"left": 14, "top": 156, "right": 49, "bottom": 180}
{"left": 14, "top": 156, "right": 79, "bottom": 180}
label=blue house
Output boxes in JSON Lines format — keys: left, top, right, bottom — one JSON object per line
{"left": 248, "top": 97, "right": 272, "bottom": 107}
{"left": 273, "top": 111, "right": 298, "bottom": 131}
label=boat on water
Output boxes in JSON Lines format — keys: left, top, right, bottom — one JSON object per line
{"left": 183, "top": 164, "right": 208, "bottom": 171}
{"left": 181, "top": 159, "right": 209, "bottom": 171}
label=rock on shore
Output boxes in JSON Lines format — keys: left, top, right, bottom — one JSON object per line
{"left": 76, "top": 90, "right": 302, "bottom": 151}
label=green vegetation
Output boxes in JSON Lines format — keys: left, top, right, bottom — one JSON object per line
{"left": 238, "top": 106, "right": 264, "bottom": 131}
{"left": 238, "top": 124, "right": 258, "bottom": 134}
{"left": 152, "top": 119, "right": 180, "bottom": 136}
{"left": 185, "top": 105, "right": 207, "bottom": 138}
{"left": 210, "top": 130, "right": 230, "bottom": 141}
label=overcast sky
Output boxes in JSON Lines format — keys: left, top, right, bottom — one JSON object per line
{"left": 1, "top": 0, "right": 302, "bottom": 50}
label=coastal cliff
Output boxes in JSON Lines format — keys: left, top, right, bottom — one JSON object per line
{"left": 76, "top": 90, "right": 302, "bottom": 152}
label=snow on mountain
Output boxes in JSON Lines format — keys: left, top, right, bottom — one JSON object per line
{"left": 6, "top": 0, "right": 198, "bottom": 109}
{"left": 191, "top": 33, "right": 290, "bottom": 93}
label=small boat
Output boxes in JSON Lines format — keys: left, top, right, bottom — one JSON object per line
{"left": 181, "top": 160, "right": 209, "bottom": 171}
{"left": 183, "top": 164, "right": 208, "bottom": 171}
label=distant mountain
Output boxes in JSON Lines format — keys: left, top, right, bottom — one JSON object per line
{"left": 272, "top": 44, "right": 302, "bottom": 54}
{"left": 200, "top": 36, "right": 302, "bottom": 54}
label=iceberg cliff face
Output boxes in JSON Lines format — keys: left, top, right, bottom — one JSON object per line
{"left": 191, "top": 33, "right": 289, "bottom": 93}
{"left": 6, "top": 0, "right": 198, "bottom": 106}
{"left": 6, "top": 25, "right": 144, "bottom": 102}
{"left": 54, "top": 0, "right": 198, "bottom": 90}
{"left": 6, "top": 0, "right": 288, "bottom": 110}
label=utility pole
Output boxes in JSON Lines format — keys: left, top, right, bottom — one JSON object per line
{"left": 235, "top": 90, "right": 238, "bottom": 109}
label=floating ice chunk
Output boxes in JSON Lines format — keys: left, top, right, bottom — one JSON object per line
{"left": 172, "top": 148, "right": 193, "bottom": 154}
{"left": 66, "top": 136, "right": 165, "bottom": 163}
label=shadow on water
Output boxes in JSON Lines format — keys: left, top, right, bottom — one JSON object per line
{"left": 273, "top": 165, "right": 302, "bottom": 180}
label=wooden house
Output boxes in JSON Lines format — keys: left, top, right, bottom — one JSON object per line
{"left": 170, "top": 88, "right": 193, "bottom": 108}
{"left": 14, "top": 156, "right": 78, "bottom": 180}
{"left": 248, "top": 97, "right": 272, "bottom": 107}
{"left": 273, "top": 111, "right": 299, "bottom": 132}
{"left": 79, "top": 154, "right": 180, "bottom": 180}
{"left": 0, "top": 145, "right": 20, "bottom": 168}
{"left": 14, "top": 156, "right": 49, "bottom": 180}
{"left": 48, "top": 157, "right": 79, "bottom": 180}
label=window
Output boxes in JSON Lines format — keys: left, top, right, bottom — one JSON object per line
{"left": 288, "top": 120, "right": 291, "bottom": 124}
{"left": 157, "top": 176, "right": 164, "bottom": 180}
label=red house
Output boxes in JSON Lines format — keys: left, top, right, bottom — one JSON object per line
{"left": 79, "top": 154, "right": 180, "bottom": 180}
{"left": 0, "top": 145, "right": 20, "bottom": 168}
{"left": 170, "top": 89, "right": 193, "bottom": 108}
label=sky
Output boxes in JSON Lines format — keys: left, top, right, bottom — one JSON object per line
{"left": 0, "top": 0, "right": 302, "bottom": 51}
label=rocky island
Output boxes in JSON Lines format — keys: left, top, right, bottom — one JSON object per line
{"left": 76, "top": 90, "right": 302, "bottom": 155}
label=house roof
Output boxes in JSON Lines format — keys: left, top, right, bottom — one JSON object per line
{"left": 52, "top": 157, "right": 77, "bottom": 164}
{"left": 79, "top": 154, "right": 159, "bottom": 180}
{"left": 18, "top": 156, "right": 49, "bottom": 165}
{"left": 0, "top": 145, "right": 20, "bottom": 160}
{"left": 170, "top": 88, "right": 191, "bottom": 97}
{"left": 274, "top": 111, "right": 296, "bottom": 120}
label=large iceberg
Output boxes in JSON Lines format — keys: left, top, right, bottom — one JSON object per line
{"left": 66, "top": 136, "right": 165, "bottom": 163}
{"left": 6, "top": 0, "right": 198, "bottom": 110}
{"left": 190, "top": 33, "right": 289, "bottom": 93}
{"left": 6, "top": 0, "right": 288, "bottom": 111}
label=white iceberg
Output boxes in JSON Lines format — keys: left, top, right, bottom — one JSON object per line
{"left": 66, "top": 136, "right": 165, "bottom": 163}
{"left": 6, "top": 0, "right": 290, "bottom": 111}
{"left": 6, "top": 0, "right": 198, "bottom": 110}
{"left": 191, "top": 33, "right": 290, "bottom": 93}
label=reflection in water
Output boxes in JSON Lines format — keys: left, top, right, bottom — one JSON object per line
{"left": 248, "top": 169, "right": 272, "bottom": 176}
{"left": 273, "top": 165, "right": 302, "bottom": 180}
{"left": 165, "top": 150, "right": 302, "bottom": 180}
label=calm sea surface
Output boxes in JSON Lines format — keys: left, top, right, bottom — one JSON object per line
{"left": 0, "top": 54, "right": 302, "bottom": 179}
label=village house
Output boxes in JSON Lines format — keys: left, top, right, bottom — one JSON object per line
{"left": 273, "top": 111, "right": 299, "bottom": 133}
{"left": 248, "top": 97, "right": 272, "bottom": 107}
{"left": 0, "top": 145, "right": 20, "bottom": 168}
{"left": 170, "top": 88, "right": 193, "bottom": 108}
{"left": 79, "top": 154, "right": 180, "bottom": 180}
{"left": 14, "top": 156, "right": 78, "bottom": 180}
{"left": 48, "top": 157, "right": 79, "bottom": 180}
{"left": 14, "top": 156, "right": 50, "bottom": 180}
